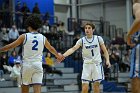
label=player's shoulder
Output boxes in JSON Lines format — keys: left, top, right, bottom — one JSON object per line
{"left": 95, "top": 35, "right": 103, "bottom": 39}
{"left": 81, "top": 36, "right": 86, "bottom": 40}
{"left": 94, "top": 35, "right": 102, "bottom": 37}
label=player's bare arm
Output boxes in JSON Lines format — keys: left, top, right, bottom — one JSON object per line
{"left": 127, "top": 3, "right": 140, "bottom": 46}
{"left": 0, "top": 34, "right": 25, "bottom": 52}
{"left": 100, "top": 43, "right": 111, "bottom": 68}
{"left": 44, "top": 38, "right": 64, "bottom": 61}
{"left": 127, "top": 25, "right": 140, "bottom": 47}
{"left": 63, "top": 44, "right": 81, "bottom": 57}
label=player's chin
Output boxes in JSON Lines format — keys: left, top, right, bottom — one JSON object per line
{"left": 85, "top": 33, "right": 90, "bottom": 35}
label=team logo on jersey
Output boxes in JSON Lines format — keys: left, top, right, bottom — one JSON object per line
{"left": 85, "top": 45, "right": 98, "bottom": 49}
{"left": 34, "top": 36, "right": 37, "bottom": 38}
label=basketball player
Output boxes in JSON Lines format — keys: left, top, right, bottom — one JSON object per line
{"left": 127, "top": 0, "right": 140, "bottom": 47}
{"left": 0, "top": 15, "right": 64, "bottom": 93}
{"left": 127, "top": 0, "right": 140, "bottom": 93}
{"left": 62, "top": 22, "right": 111, "bottom": 93}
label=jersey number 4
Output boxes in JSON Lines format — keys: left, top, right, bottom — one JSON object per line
{"left": 32, "top": 40, "right": 38, "bottom": 50}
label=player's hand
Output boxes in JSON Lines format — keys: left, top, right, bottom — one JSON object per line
{"left": 127, "top": 34, "right": 135, "bottom": 47}
{"left": 56, "top": 53, "right": 65, "bottom": 63}
{"left": 106, "top": 61, "right": 111, "bottom": 68}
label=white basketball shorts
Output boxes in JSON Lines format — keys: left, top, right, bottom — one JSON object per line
{"left": 21, "top": 62, "right": 43, "bottom": 85}
{"left": 81, "top": 61, "right": 104, "bottom": 83}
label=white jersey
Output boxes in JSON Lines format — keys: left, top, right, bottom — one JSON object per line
{"left": 76, "top": 35, "right": 104, "bottom": 63}
{"left": 22, "top": 32, "right": 45, "bottom": 63}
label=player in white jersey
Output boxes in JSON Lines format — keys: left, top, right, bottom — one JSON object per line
{"left": 0, "top": 15, "right": 64, "bottom": 93}
{"left": 62, "top": 22, "right": 111, "bottom": 93}
{"left": 130, "top": 42, "right": 140, "bottom": 78}
{"left": 127, "top": 0, "right": 140, "bottom": 47}
{"left": 127, "top": 0, "right": 140, "bottom": 93}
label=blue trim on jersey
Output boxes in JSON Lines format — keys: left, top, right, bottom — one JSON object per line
{"left": 22, "top": 45, "right": 24, "bottom": 57}
{"left": 81, "top": 38, "right": 83, "bottom": 47}
{"left": 101, "top": 63, "right": 104, "bottom": 79}
{"left": 30, "top": 32, "right": 39, "bottom": 34}
{"left": 97, "top": 36, "right": 100, "bottom": 45}
{"left": 30, "top": 83, "right": 42, "bottom": 85}
{"left": 20, "top": 66, "right": 23, "bottom": 85}
{"left": 81, "top": 79, "right": 103, "bottom": 83}
{"left": 82, "top": 79, "right": 91, "bottom": 82}
{"left": 133, "top": 48, "right": 136, "bottom": 77}
{"left": 85, "top": 36, "right": 94, "bottom": 43}
{"left": 130, "top": 47, "right": 136, "bottom": 78}
{"left": 22, "top": 34, "right": 26, "bottom": 57}
{"left": 23, "top": 34, "right": 27, "bottom": 45}
{"left": 138, "top": 44, "right": 140, "bottom": 77}
{"left": 43, "top": 36, "right": 45, "bottom": 45}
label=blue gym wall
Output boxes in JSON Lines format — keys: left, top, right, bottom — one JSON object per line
{"left": 15, "top": 0, "right": 54, "bottom": 24}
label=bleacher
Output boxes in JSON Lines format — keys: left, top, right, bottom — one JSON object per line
{"left": 0, "top": 62, "right": 105, "bottom": 93}
{"left": 0, "top": 1, "right": 132, "bottom": 92}
{"left": 0, "top": 60, "right": 132, "bottom": 93}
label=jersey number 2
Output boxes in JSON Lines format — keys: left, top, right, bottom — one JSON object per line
{"left": 32, "top": 40, "right": 38, "bottom": 50}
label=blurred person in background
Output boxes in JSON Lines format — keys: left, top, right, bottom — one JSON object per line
{"left": 0, "top": 53, "right": 12, "bottom": 73}
{"left": 42, "top": 52, "right": 62, "bottom": 76}
{"left": 32, "top": 2, "right": 40, "bottom": 14}
{"left": 15, "top": 1, "right": 22, "bottom": 29}
{"left": 8, "top": 25, "right": 19, "bottom": 43}
{"left": 8, "top": 50, "right": 21, "bottom": 67}
{"left": 1, "top": 27, "right": 9, "bottom": 45}
{"left": 0, "top": 54, "right": 5, "bottom": 81}
{"left": 10, "top": 59, "right": 21, "bottom": 87}
{"left": 21, "top": 2, "right": 30, "bottom": 28}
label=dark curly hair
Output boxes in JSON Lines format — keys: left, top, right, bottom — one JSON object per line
{"left": 24, "top": 14, "right": 42, "bottom": 30}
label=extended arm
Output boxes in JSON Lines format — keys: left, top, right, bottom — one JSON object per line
{"left": 44, "top": 38, "right": 64, "bottom": 60}
{"left": 63, "top": 44, "right": 80, "bottom": 57}
{"left": 0, "top": 34, "right": 25, "bottom": 52}
{"left": 100, "top": 44, "right": 111, "bottom": 68}
{"left": 127, "top": 19, "right": 140, "bottom": 46}
{"left": 127, "top": 3, "right": 140, "bottom": 46}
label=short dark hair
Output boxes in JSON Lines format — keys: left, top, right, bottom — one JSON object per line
{"left": 84, "top": 22, "right": 95, "bottom": 29}
{"left": 25, "top": 14, "right": 42, "bottom": 30}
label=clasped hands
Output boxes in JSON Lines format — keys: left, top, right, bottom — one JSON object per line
{"left": 56, "top": 53, "right": 65, "bottom": 63}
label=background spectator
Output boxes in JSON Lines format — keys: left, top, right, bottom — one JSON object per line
{"left": 42, "top": 52, "right": 62, "bottom": 76}
{"left": 10, "top": 59, "right": 21, "bottom": 87}
{"left": 1, "top": 27, "right": 9, "bottom": 45}
{"left": 43, "top": 12, "right": 50, "bottom": 22}
{"left": 121, "top": 53, "right": 130, "bottom": 72}
{"left": 0, "top": 53, "right": 11, "bottom": 74}
{"left": 8, "top": 25, "right": 19, "bottom": 43}
{"left": 41, "top": 20, "right": 51, "bottom": 37}
{"left": 110, "top": 53, "right": 119, "bottom": 73}
{"left": 0, "top": 54, "right": 5, "bottom": 81}
{"left": 32, "top": 3, "right": 40, "bottom": 14}
{"left": 8, "top": 50, "right": 21, "bottom": 67}
{"left": 15, "top": 1, "right": 22, "bottom": 28}
{"left": 21, "top": 2, "right": 30, "bottom": 28}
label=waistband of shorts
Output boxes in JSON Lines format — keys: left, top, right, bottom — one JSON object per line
{"left": 84, "top": 62, "right": 102, "bottom": 64}
{"left": 84, "top": 62, "right": 94, "bottom": 64}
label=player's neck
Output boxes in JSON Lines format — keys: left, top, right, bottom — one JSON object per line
{"left": 86, "top": 35, "right": 93, "bottom": 39}
{"left": 29, "top": 30, "right": 37, "bottom": 33}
